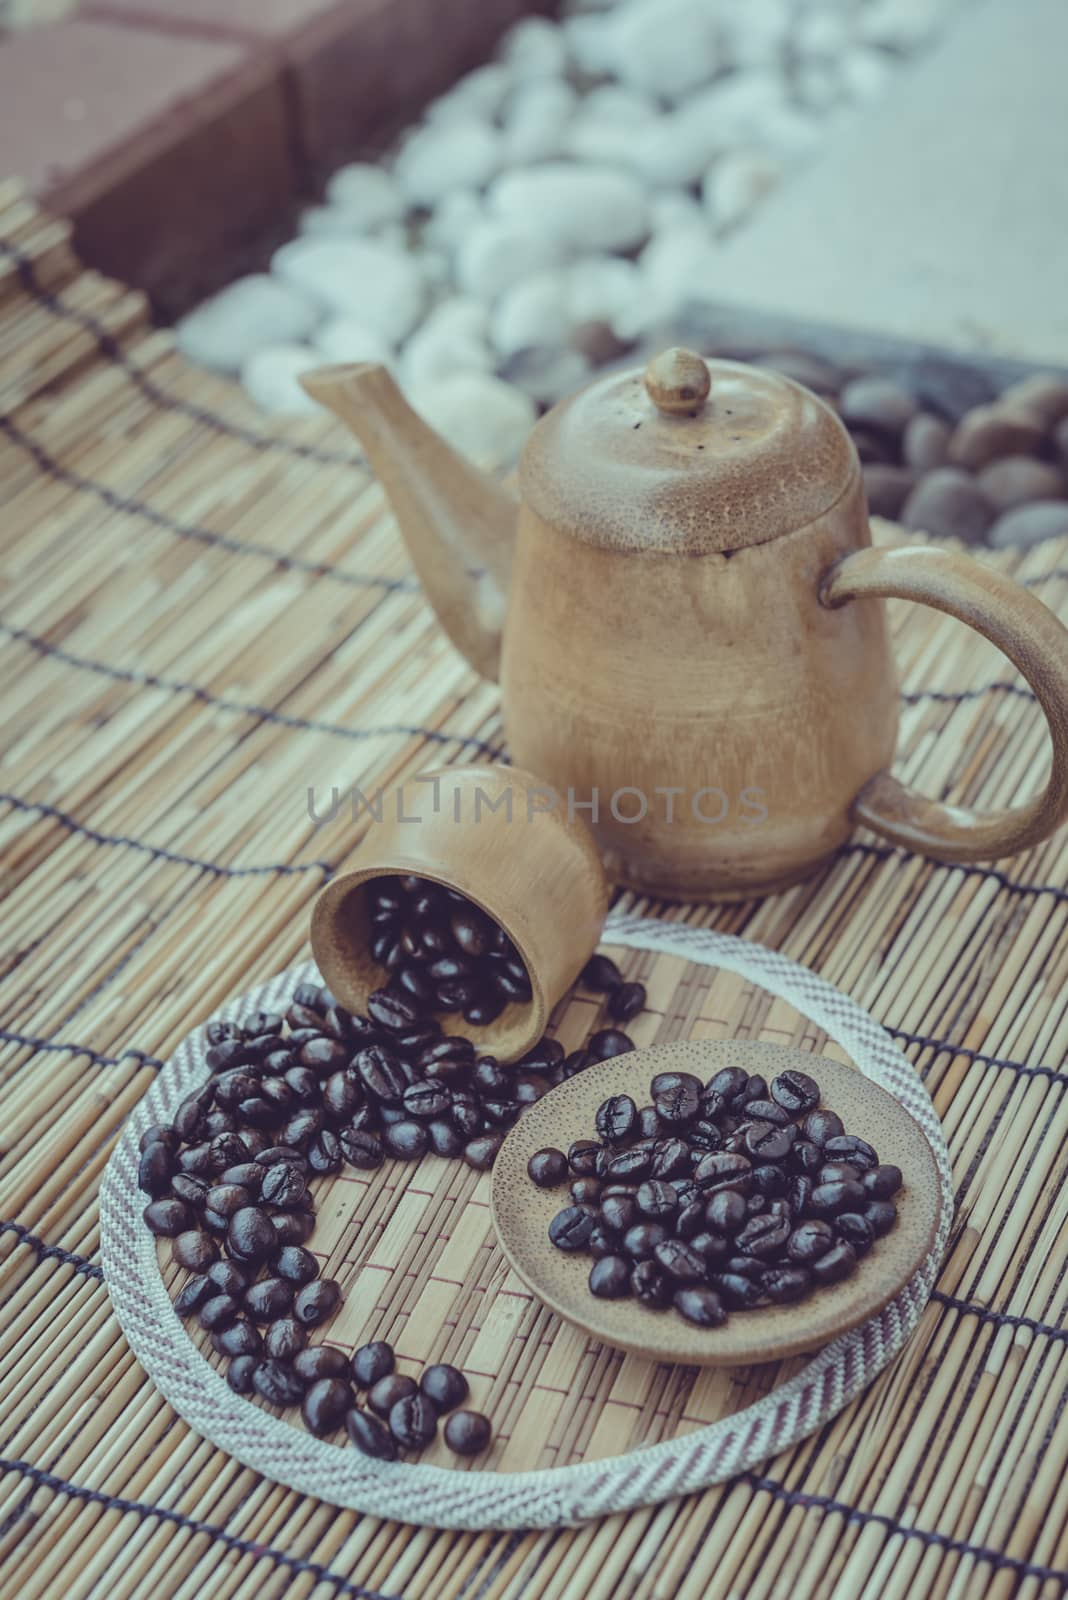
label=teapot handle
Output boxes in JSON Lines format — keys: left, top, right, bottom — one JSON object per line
{"left": 819, "top": 542, "right": 1068, "bottom": 862}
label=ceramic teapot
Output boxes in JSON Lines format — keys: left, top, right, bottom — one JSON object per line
{"left": 303, "top": 348, "right": 1068, "bottom": 900}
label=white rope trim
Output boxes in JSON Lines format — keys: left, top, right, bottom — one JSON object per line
{"left": 99, "top": 913, "right": 954, "bottom": 1529}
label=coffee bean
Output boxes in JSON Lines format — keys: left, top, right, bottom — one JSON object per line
{"left": 823, "top": 1135, "right": 879, "bottom": 1172}
{"left": 635, "top": 1180, "right": 678, "bottom": 1219}
{"left": 602, "top": 1146, "right": 652, "bottom": 1181}
{"left": 674, "top": 1285, "right": 726, "bottom": 1327}
{"left": 568, "top": 1140, "right": 602, "bottom": 1177}
{"left": 596, "top": 1094, "right": 638, "bottom": 1144}
{"left": 589, "top": 1255, "right": 632, "bottom": 1298}
{"left": 138, "top": 1142, "right": 175, "bottom": 1197}
{"left": 271, "top": 1211, "right": 316, "bottom": 1247}
{"left": 427, "top": 1120, "right": 464, "bottom": 1157}
{"left": 227, "top": 1354, "right": 260, "bottom": 1393}
{"left": 735, "top": 1212, "right": 791, "bottom": 1258}
{"left": 651, "top": 1072, "right": 702, "bottom": 1125}
{"left": 253, "top": 1359, "right": 305, "bottom": 1407}
{"left": 608, "top": 982, "right": 645, "bottom": 1023}
{"left": 174, "top": 1275, "right": 211, "bottom": 1317}
{"left": 811, "top": 1240, "right": 858, "bottom": 1285}
{"left": 302, "top": 1377, "right": 353, "bottom": 1436}
{"left": 143, "top": 1198, "right": 192, "bottom": 1236}
{"left": 367, "top": 989, "right": 423, "bottom": 1033}
{"left": 294, "top": 1279, "right": 341, "bottom": 1326}
{"left": 581, "top": 954, "right": 622, "bottom": 991}
{"left": 227, "top": 1206, "right": 276, "bottom": 1264}
{"left": 713, "top": 1272, "right": 763, "bottom": 1308}
{"left": 402, "top": 1080, "right": 451, "bottom": 1120}
{"left": 273, "top": 1245, "right": 319, "bottom": 1286}
{"left": 705, "top": 1190, "right": 747, "bottom": 1233}
{"left": 389, "top": 1392, "right": 438, "bottom": 1449}
{"left": 810, "top": 1180, "right": 866, "bottom": 1217}
{"left": 444, "top": 1410, "right": 492, "bottom": 1455}
{"left": 449, "top": 904, "right": 493, "bottom": 958}
{"left": 770, "top": 1070, "right": 820, "bottom": 1115}
{"left": 368, "top": 1372, "right": 416, "bottom": 1418}
{"left": 294, "top": 1346, "right": 350, "bottom": 1384}
{"left": 384, "top": 1120, "right": 429, "bottom": 1159}
{"left": 744, "top": 1121, "right": 792, "bottom": 1163}
{"left": 352, "top": 1340, "right": 395, "bottom": 1388}
{"left": 216, "top": 1319, "right": 262, "bottom": 1357}
{"left": 864, "top": 1164, "right": 903, "bottom": 1199}
{"left": 172, "top": 1231, "right": 218, "bottom": 1271}
{"left": 836, "top": 1212, "right": 875, "bottom": 1253}
{"left": 570, "top": 1176, "right": 602, "bottom": 1206}
{"left": 622, "top": 1221, "right": 667, "bottom": 1259}
{"left": 263, "top": 1318, "right": 307, "bottom": 1360}
{"left": 199, "top": 1294, "right": 240, "bottom": 1331}
{"left": 528, "top": 1147, "right": 568, "bottom": 1187}
{"left": 245, "top": 1277, "right": 294, "bottom": 1322}
{"left": 347, "top": 1407, "right": 398, "bottom": 1460}
{"left": 652, "top": 1238, "right": 705, "bottom": 1282}
{"left": 549, "top": 1205, "right": 597, "bottom": 1251}
{"left": 818, "top": 1162, "right": 860, "bottom": 1185}
{"left": 340, "top": 1127, "right": 384, "bottom": 1170}
{"left": 600, "top": 1193, "right": 638, "bottom": 1233}
{"left": 802, "top": 1109, "right": 845, "bottom": 1146}
{"left": 589, "top": 1029, "right": 635, "bottom": 1061}
{"left": 463, "top": 1133, "right": 502, "bottom": 1169}
{"left": 307, "top": 1129, "right": 342, "bottom": 1174}
{"left": 864, "top": 1200, "right": 898, "bottom": 1236}
{"left": 762, "top": 1265, "right": 811, "bottom": 1303}
{"left": 693, "top": 1152, "right": 753, "bottom": 1195}
{"left": 421, "top": 1363, "right": 468, "bottom": 1413}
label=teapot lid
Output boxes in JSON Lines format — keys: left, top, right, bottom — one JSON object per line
{"left": 519, "top": 348, "right": 859, "bottom": 553}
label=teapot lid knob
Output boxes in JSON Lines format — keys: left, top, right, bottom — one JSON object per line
{"left": 644, "top": 347, "right": 711, "bottom": 416}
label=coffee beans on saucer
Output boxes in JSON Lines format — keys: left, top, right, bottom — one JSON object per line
{"left": 141, "top": 948, "right": 645, "bottom": 1451}
{"left": 537, "top": 1064, "right": 902, "bottom": 1327}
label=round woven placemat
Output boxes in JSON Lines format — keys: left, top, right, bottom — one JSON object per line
{"left": 99, "top": 913, "right": 954, "bottom": 1530}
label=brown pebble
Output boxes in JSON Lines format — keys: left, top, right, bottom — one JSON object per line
{"left": 862, "top": 464, "right": 916, "bottom": 521}
{"left": 989, "top": 500, "right": 1068, "bottom": 549}
{"left": 902, "top": 412, "right": 950, "bottom": 472}
{"left": 901, "top": 468, "right": 994, "bottom": 544}
{"left": 998, "top": 373, "right": 1068, "bottom": 430}
{"left": 977, "top": 456, "right": 1067, "bottom": 512}
{"left": 839, "top": 375, "right": 916, "bottom": 437}
{"left": 947, "top": 405, "right": 1044, "bottom": 470}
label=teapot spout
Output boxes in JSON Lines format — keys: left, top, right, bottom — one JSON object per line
{"left": 301, "top": 362, "right": 517, "bottom": 682}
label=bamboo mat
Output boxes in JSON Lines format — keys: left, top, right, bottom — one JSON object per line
{"left": 3, "top": 177, "right": 1068, "bottom": 1596}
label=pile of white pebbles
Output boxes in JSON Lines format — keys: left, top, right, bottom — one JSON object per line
{"left": 177, "top": 0, "right": 962, "bottom": 459}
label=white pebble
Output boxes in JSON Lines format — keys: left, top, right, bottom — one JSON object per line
{"left": 500, "top": 345, "right": 592, "bottom": 406}
{"left": 603, "top": 0, "right": 725, "bottom": 100}
{"left": 313, "top": 319, "right": 393, "bottom": 365}
{"left": 176, "top": 274, "right": 320, "bottom": 375}
{"left": 400, "top": 308, "right": 494, "bottom": 389}
{"left": 241, "top": 345, "right": 321, "bottom": 415}
{"left": 490, "top": 271, "right": 570, "bottom": 357}
{"left": 421, "top": 189, "right": 483, "bottom": 257}
{"left": 566, "top": 256, "right": 641, "bottom": 326}
{"left": 860, "top": 0, "right": 942, "bottom": 51}
{"left": 394, "top": 122, "right": 501, "bottom": 207}
{"left": 839, "top": 47, "right": 895, "bottom": 102}
{"left": 271, "top": 238, "right": 424, "bottom": 344}
{"left": 425, "top": 64, "right": 511, "bottom": 127}
{"left": 702, "top": 149, "right": 781, "bottom": 234}
{"left": 456, "top": 220, "right": 564, "bottom": 301}
{"left": 499, "top": 15, "right": 569, "bottom": 79}
{"left": 501, "top": 79, "right": 577, "bottom": 165}
{"left": 618, "top": 221, "right": 717, "bottom": 338}
{"left": 323, "top": 163, "right": 405, "bottom": 228}
{"left": 488, "top": 164, "right": 649, "bottom": 255}
{"left": 409, "top": 372, "right": 537, "bottom": 465}
{"left": 720, "top": 0, "right": 791, "bottom": 69}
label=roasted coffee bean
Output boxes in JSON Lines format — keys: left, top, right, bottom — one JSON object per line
{"left": 273, "top": 1245, "right": 319, "bottom": 1286}
{"left": 548, "top": 1205, "right": 597, "bottom": 1251}
{"left": 421, "top": 1363, "right": 468, "bottom": 1413}
{"left": 647, "top": 1137, "right": 689, "bottom": 1180}
{"left": 352, "top": 1341, "right": 395, "bottom": 1388}
{"left": 744, "top": 1194, "right": 767, "bottom": 1217}
{"left": 744, "top": 1121, "right": 792, "bottom": 1163}
{"left": 788, "top": 1175, "right": 813, "bottom": 1215}
{"left": 463, "top": 1133, "right": 502, "bottom": 1169}
{"left": 864, "top": 1164, "right": 903, "bottom": 1199}
{"left": 172, "top": 1231, "right": 218, "bottom": 1271}
{"left": 206, "top": 1260, "right": 250, "bottom": 1296}
{"left": 347, "top": 1407, "right": 398, "bottom": 1459}
{"left": 600, "top": 1193, "right": 638, "bottom": 1233}
{"left": 705, "top": 1189, "right": 747, "bottom": 1233}
{"left": 216, "top": 1319, "right": 262, "bottom": 1357}
{"left": 802, "top": 1109, "right": 845, "bottom": 1146}
{"left": 294, "top": 1279, "right": 341, "bottom": 1326}
{"left": 568, "top": 1139, "right": 602, "bottom": 1177}
{"left": 790, "top": 1139, "right": 822, "bottom": 1175}
{"left": 724, "top": 1255, "right": 764, "bottom": 1280}
{"left": 367, "top": 989, "right": 423, "bottom": 1032}
{"left": 674, "top": 1285, "right": 726, "bottom": 1327}
{"left": 787, "top": 1219, "right": 836, "bottom": 1263}
{"left": 693, "top": 1152, "right": 753, "bottom": 1195}
{"left": 631, "top": 1258, "right": 672, "bottom": 1307}
{"left": 818, "top": 1162, "right": 861, "bottom": 1185}
{"left": 706, "top": 1066, "right": 749, "bottom": 1102}
{"left": 736, "top": 1212, "right": 791, "bottom": 1257}
{"left": 635, "top": 1106, "right": 663, "bottom": 1140}
{"left": 824, "top": 1135, "right": 878, "bottom": 1172}
{"left": 602, "top": 1146, "right": 653, "bottom": 1181}
{"left": 177, "top": 1142, "right": 213, "bottom": 1177}
{"left": 675, "top": 1199, "right": 706, "bottom": 1239}
{"left": 464, "top": 991, "right": 507, "bottom": 1027}
{"left": 472, "top": 1056, "right": 511, "bottom": 1095}
{"left": 204, "top": 1183, "right": 251, "bottom": 1219}
{"left": 570, "top": 1176, "right": 602, "bottom": 1206}
{"left": 809, "top": 1180, "right": 866, "bottom": 1217}
{"left": 622, "top": 1221, "right": 668, "bottom": 1259}
{"left": 585, "top": 1221, "right": 618, "bottom": 1258}
{"left": 390, "top": 1392, "right": 438, "bottom": 1449}
{"left": 653, "top": 1238, "right": 706, "bottom": 1282}
{"left": 280, "top": 1109, "right": 323, "bottom": 1148}
{"left": 741, "top": 1075, "right": 768, "bottom": 1103}
{"left": 588, "top": 1254, "right": 631, "bottom": 1298}
{"left": 208, "top": 1019, "right": 245, "bottom": 1046}
{"left": 253, "top": 1359, "right": 305, "bottom": 1407}
{"left": 202, "top": 1207, "right": 230, "bottom": 1233}
{"left": 174, "top": 1275, "right": 211, "bottom": 1317}
{"left": 227, "top": 1354, "right": 260, "bottom": 1394}
{"left": 450, "top": 1094, "right": 482, "bottom": 1138}
{"left": 199, "top": 1293, "right": 240, "bottom": 1331}
{"left": 835, "top": 1212, "right": 875, "bottom": 1253}
{"left": 294, "top": 1346, "right": 350, "bottom": 1384}
{"left": 444, "top": 1409, "right": 492, "bottom": 1455}
{"left": 581, "top": 953, "right": 623, "bottom": 991}
{"left": 635, "top": 1180, "right": 678, "bottom": 1219}
{"left": 528, "top": 1148, "right": 568, "bottom": 1188}
{"left": 563, "top": 1048, "right": 595, "bottom": 1077}
{"left": 170, "top": 1174, "right": 209, "bottom": 1209}
{"left": 307, "top": 1130, "right": 342, "bottom": 1174}
{"left": 811, "top": 1241, "right": 858, "bottom": 1285}
{"left": 245, "top": 1277, "right": 294, "bottom": 1322}
{"left": 356, "top": 1045, "right": 408, "bottom": 1104}
{"left": 762, "top": 1265, "right": 811, "bottom": 1303}
{"left": 340, "top": 1126, "right": 384, "bottom": 1170}
{"left": 299, "top": 1037, "right": 349, "bottom": 1074}
{"left": 402, "top": 1080, "right": 451, "bottom": 1120}
{"left": 770, "top": 1070, "right": 820, "bottom": 1115}
{"left": 752, "top": 1162, "right": 788, "bottom": 1196}
{"left": 689, "top": 1230, "right": 729, "bottom": 1265}
{"left": 263, "top": 1318, "right": 307, "bottom": 1360}
{"left": 368, "top": 1373, "right": 417, "bottom": 1418}
{"left": 220, "top": 1161, "right": 264, "bottom": 1193}
{"left": 595, "top": 1093, "right": 638, "bottom": 1145}
{"left": 864, "top": 1200, "right": 898, "bottom": 1236}
{"left": 271, "top": 1210, "right": 316, "bottom": 1246}
{"left": 322, "top": 1070, "right": 362, "bottom": 1121}
{"left": 143, "top": 1198, "right": 192, "bottom": 1236}
{"left": 383, "top": 1119, "right": 429, "bottom": 1159}
{"left": 589, "top": 1029, "right": 635, "bottom": 1061}
{"left": 227, "top": 1206, "right": 276, "bottom": 1264}
{"left": 651, "top": 1072, "right": 702, "bottom": 1125}
{"left": 427, "top": 1120, "right": 464, "bottom": 1157}
{"left": 489, "top": 956, "right": 532, "bottom": 1002}
{"left": 449, "top": 903, "right": 493, "bottom": 957}
{"left": 608, "top": 981, "right": 645, "bottom": 1023}
{"left": 713, "top": 1272, "right": 763, "bottom": 1308}
{"left": 398, "top": 964, "right": 437, "bottom": 1008}
{"left": 302, "top": 1377, "right": 353, "bottom": 1436}
{"left": 138, "top": 1142, "right": 175, "bottom": 1197}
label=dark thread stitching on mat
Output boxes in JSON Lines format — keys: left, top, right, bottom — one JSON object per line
{"left": 0, "top": 1026, "right": 163, "bottom": 1070}
{"left": 901, "top": 682, "right": 1035, "bottom": 706}
{"left": 1, "top": 795, "right": 336, "bottom": 877}
{"left": 930, "top": 1288, "right": 1068, "bottom": 1344}
{"left": 841, "top": 842, "right": 1068, "bottom": 905}
{"left": 0, "top": 1221, "right": 103, "bottom": 1280}
{"left": 744, "top": 1474, "right": 1068, "bottom": 1580}
{"left": 0, "top": 238, "right": 364, "bottom": 469}
{"left": 0, "top": 1458, "right": 397, "bottom": 1600}
{"left": 0, "top": 416, "right": 416, "bottom": 594}
{"left": 0, "top": 621, "right": 504, "bottom": 758}
{"left": 886, "top": 1024, "right": 1067, "bottom": 1082}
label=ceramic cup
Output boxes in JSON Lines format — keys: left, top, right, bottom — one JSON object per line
{"left": 310, "top": 763, "right": 610, "bottom": 1062}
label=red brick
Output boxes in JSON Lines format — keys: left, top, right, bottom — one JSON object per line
{"left": 0, "top": 18, "right": 296, "bottom": 314}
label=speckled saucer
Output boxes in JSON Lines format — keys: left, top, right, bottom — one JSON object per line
{"left": 491, "top": 1038, "right": 941, "bottom": 1368}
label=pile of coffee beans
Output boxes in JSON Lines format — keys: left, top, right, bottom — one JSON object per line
{"left": 531, "top": 1062, "right": 902, "bottom": 1329}
{"left": 140, "top": 938, "right": 646, "bottom": 1444}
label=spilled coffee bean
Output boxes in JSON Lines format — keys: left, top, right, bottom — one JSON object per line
{"left": 540, "top": 1063, "right": 902, "bottom": 1328}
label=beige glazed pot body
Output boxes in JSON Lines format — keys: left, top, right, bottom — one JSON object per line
{"left": 501, "top": 477, "right": 899, "bottom": 900}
